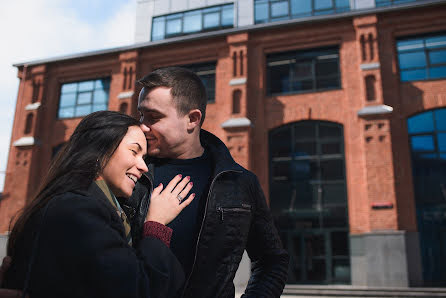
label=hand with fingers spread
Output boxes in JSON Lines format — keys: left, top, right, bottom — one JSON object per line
{"left": 145, "top": 174, "right": 195, "bottom": 225}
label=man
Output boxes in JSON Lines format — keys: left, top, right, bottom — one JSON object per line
{"left": 122, "top": 67, "right": 289, "bottom": 297}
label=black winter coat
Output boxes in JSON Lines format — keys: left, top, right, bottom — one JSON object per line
{"left": 123, "top": 130, "right": 289, "bottom": 298}
{"left": 4, "top": 183, "right": 184, "bottom": 298}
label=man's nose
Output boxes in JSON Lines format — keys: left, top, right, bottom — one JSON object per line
{"left": 140, "top": 123, "right": 150, "bottom": 133}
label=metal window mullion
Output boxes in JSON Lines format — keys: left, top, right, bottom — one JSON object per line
{"left": 289, "top": 59, "right": 294, "bottom": 92}
{"left": 287, "top": 0, "right": 291, "bottom": 19}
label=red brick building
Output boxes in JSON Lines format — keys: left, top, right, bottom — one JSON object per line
{"left": 1, "top": 0, "right": 446, "bottom": 288}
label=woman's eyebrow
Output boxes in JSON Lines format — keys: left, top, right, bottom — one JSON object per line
{"left": 131, "top": 142, "right": 143, "bottom": 151}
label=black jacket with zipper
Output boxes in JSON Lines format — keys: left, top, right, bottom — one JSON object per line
{"left": 121, "top": 130, "right": 289, "bottom": 298}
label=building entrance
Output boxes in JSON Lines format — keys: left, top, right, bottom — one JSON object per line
{"left": 408, "top": 108, "right": 446, "bottom": 286}
{"left": 269, "top": 121, "right": 350, "bottom": 284}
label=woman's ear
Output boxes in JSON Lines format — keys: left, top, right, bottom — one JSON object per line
{"left": 187, "top": 109, "right": 202, "bottom": 130}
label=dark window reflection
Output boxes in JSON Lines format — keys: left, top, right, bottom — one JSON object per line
{"left": 269, "top": 121, "right": 349, "bottom": 284}
{"left": 267, "top": 47, "right": 341, "bottom": 95}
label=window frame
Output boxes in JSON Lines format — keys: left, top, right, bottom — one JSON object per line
{"left": 57, "top": 78, "right": 110, "bottom": 120}
{"left": 396, "top": 31, "right": 446, "bottom": 82}
{"left": 266, "top": 46, "right": 341, "bottom": 96}
{"left": 151, "top": 4, "right": 234, "bottom": 41}
{"left": 254, "top": 0, "right": 350, "bottom": 24}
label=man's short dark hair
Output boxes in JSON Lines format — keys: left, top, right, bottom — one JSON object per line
{"left": 138, "top": 67, "right": 207, "bottom": 125}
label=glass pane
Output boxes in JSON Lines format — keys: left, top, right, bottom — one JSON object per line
{"left": 332, "top": 259, "right": 350, "bottom": 282}
{"left": 271, "top": 1, "right": 289, "bottom": 18}
{"left": 305, "top": 234, "right": 325, "bottom": 256}
{"left": 58, "top": 107, "right": 75, "bottom": 118}
{"left": 152, "top": 17, "right": 165, "bottom": 40}
{"left": 290, "top": 160, "right": 316, "bottom": 181}
{"left": 222, "top": 5, "right": 233, "bottom": 26}
{"left": 429, "top": 50, "right": 446, "bottom": 64}
{"left": 397, "top": 38, "right": 424, "bottom": 52}
{"left": 434, "top": 109, "right": 446, "bottom": 130}
{"left": 93, "top": 90, "right": 108, "bottom": 104}
{"left": 294, "top": 62, "right": 313, "bottom": 78}
{"left": 332, "top": 231, "right": 349, "bottom": 255}
{"left": 316, "top": 59, "right": 338, "bottom": 76}
{"left": 75, "top": 105, "right": 91, "bottom": 117}
{"left": 425, "top": 35, "right": 446, "bottom": 49}
{"left": 77, "top": 92, "right": 92, "bottom": 105}
{"left": 166, "top": 18, "right": 182, "bottom": 35}
{"left": 292, "top": 79, "right": 314, "bottom": 91}
{"left": 59, "top": 93, "right": 76, "bottom": 108}
{"left": 321, "top": 142, "right": 341, "bottom": 154}
{"left": 320, "top": 159, "right": 344, "bottom": 180}
{"left": 320, "top": 124, "right": 342, "bottom": 137}
{"left": 78, "top": 81, "right": 95, "bottom": 92}
{"left": 437, "top": 133, "right": 446, "bottom": 152}
{"left": 255, "top": 1, "right": 269, "bottom": 22}
{"left": 295, "top": 122, "right": 316, "bottom": 138}
{"left": 411, "top": 135, "right": 435, "bottom": 152}
{"left": 323, "top": 205, "right": 347, "bottom": 227}
{"left": 295, "top": 141, "right": 317, "bottom": 156}
{"left": 268, "top": 64, "right": 290, "bottom": 94}
{"left": 322, "top": 183, "right": 346, "bottom": 204}
{"left": 307, "top": 259, "right": 326, "bottom": 281}
{"left": 61, "top": 82, "right": 77, "bottom": 93}
{"left": 429, "top": 66, "right": 446, "bottom": 79}
{"left": 291, "top": 0, "right": 311, "bottom": 16}
{"left": 184, "top": 11, "right": 201, "bottom": 33}
{"left": 408, "top": 111, "right": 434, "bottom": 134}
{"left": 203, "top": 12, "right": 220, "bottom": 28}
{"left": 271, "top": 128, "right": 291, "bottom": 158}
{"left": 400, "top": 69, "right": 427, "bottom": 82}
{"left": 92, "top": 104, "right": 107, "bottom": 112}
{"left": 95, "top": 78, "right": 110, "bottom": 90}
{"left": 398, "top": 51, "right": 427, "bottom": 69}
{"left": 335, "top": 0, "right": 350, "bottom": 9}
{"left": 272, "top": 162, "right": 290, "bottom": 179}
{"left": 315, "top": 0, "right": 333, "bottom": 10}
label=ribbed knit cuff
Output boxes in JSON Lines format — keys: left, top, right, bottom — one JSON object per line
{"left": 143, "top": 221, "right": 172, "bottom": 247}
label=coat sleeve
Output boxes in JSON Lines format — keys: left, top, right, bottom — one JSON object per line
{"left": 41, "top": 194, "right": 185, "bottom": 298}
{"left": 242, "top": 174, "right": 289, "bottom": 298}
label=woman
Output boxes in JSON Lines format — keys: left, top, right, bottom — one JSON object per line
{"left": 3, "top": 111, "right": 194, "bottom": 298}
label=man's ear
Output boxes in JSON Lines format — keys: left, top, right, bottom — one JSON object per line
{"left": 187, "top": 109, "right": 202, "bottom": 130}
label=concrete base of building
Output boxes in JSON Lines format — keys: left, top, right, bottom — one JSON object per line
{"left": 350, "top": 231, "right": 423, "bottom": 287}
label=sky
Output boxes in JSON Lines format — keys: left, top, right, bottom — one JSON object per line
{"left": 0, "top": 0, "right": 138, "bottom": 191}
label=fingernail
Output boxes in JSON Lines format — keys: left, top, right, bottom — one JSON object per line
{"left": 158, "top": 183, "right": 162, "bottom": 187}
{"left": 186, "top": 176, "right": 190, "bottom": 180}
{"left": 178, "top": 174, "right": 182, "bottom": 178}
{"left": 192, "top": 193, "right": 195, "bottom": 197}
{"left": 189, "top": 182, "right": 193, "bottom": 186}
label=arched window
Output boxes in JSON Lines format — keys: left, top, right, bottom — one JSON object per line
{"left": 269, "top": 121, "right": 349, "bottom": 284}
{"left": 407, "top": 108, "right": 446, "bottom": 285}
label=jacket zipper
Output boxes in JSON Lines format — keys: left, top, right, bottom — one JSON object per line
{"left": 216, "top": 206, "right": 251, "bottom": 221}
{"left": 180, "top": 169, "right": 241, "bottom": 297}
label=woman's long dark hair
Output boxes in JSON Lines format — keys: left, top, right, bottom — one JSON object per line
{"left": 7, "top": 111, "right": 141, "bottom": 256}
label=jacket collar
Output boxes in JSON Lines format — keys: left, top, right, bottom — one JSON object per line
{"left": 199, "top": 129, "right": 243, "bottom": 176}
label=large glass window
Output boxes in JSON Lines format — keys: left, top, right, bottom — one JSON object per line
{"left": 266, "top": 46, "right": 341, "bottom": 95}
{"left": 151, "top": 4, "right": 234, "bottom": 41}
{"left": 407, "top": 108, "right": 446, "bottom": 285}
{"left": 397, "top": 32, "right": 446, "bottom": 82}
{"left": 58, "top": 78, "right": 110, "bottom": 119}
{"left": 376, "top": 0, "right": 419, "bottom": 7}
{"left": 254, "top": 0, "right": 350, "bottom": 24}
{"left": 180, "top": 62, "right": 216, "bottom": 103}
{"left": 269, "top": 121, "right": 350, "bottom": 284}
